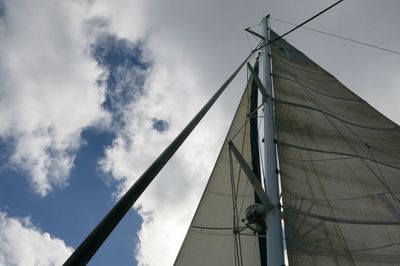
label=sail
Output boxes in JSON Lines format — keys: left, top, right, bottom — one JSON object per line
{"left": 271, "top": 31, "right": 400, "bottom": 265}
{"left": 174, "top": 66, "right": 264, "bottom": 266}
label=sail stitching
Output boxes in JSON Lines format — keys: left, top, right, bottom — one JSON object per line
{"left": 289, "top": 242, "right": 400, "bottom": 263}
{"left": 302, "top": 86, "right": 400, "bottom": 214}
{"left": 272, "top": 73, "right": 363, "bottom": 102}
{"left": 283, "top": 155, "right": 353, "bottom": 162}
{"left": 275, "top": 99, "right": 398, "bottom": 131}
{"left": 280, "top": 190, "right": 400, "bottom": 203}
{"left": 366, "top": 146, "right": 400, "bottom": 208}
{"left": 276, "top": 100, "right": 340, "bottom": 264}
{"left": 279, "top": 77, "right": 360, "bottom": 264}
{"left": 297, "top": 79, "right": 396, "bottom": 263}
{"left": 287, "top": 201, "right": 316, "bottom": 245}
{"left": 292, "top": 112, "right": 352, "bottom": 265}
{"left": 277, "top": 141, "right": 400, "bottom": 171}
{"left": 273, "top": 54, "right": 334, "bottom": 79}
{"left": 282, "top": 206, "right": 400, "bottom": 225}
{"left": 304, "top": 81, "right": 400, "bottom": 262}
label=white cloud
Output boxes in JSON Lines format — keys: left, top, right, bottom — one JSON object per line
{"left": 99, "top": 42, "right": 224, "bottom": 265}
{"left": 95, "top": 0, "right": 400, "bottom": 265}
{"left": 0, "top": 0, "right": 109, "bottom": 195}
{"left": 94, "top": 1, "right": 278, "bottom": 265}
{"left": 87, "top": 0, "right": 149, "bottom": 41}
{"left": 0, "top": 211, "right": 73, "bottom": 266}
{"left": 0, "top": 0, "right": 387, "bottom": 265}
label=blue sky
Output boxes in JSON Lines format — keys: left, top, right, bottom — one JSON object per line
{"left": 0, "top": 1, "right": 399, "bottom": 265}
{"left": 0, "top": 128, "right": 141, "bottom": 265}
{"left": 0, "top": 32, "right": 150, "bottom": 265}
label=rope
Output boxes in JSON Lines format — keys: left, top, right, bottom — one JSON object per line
{"left": 271, "top": 17, "right": 400, "bottom": 56}
{"left": 252, "top": 0, "right": 344, "bottom": 53}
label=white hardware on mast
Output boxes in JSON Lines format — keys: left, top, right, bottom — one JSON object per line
{"left": 262, "top": 15, "right": 285, "bottom": 266}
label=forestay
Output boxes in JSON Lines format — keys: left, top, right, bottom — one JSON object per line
{"left": 272, "top": 31, "right": 400, "bottom": 265}
{"left": 174, "top": 69, "right": 263, "bottom": 266}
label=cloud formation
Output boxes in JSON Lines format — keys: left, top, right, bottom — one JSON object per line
{"left": 95, "top": 0, "right": 400, "bottom": 265}
{"left": 1, "top": 0, "right": 399, "bottom": 265}
{"left": 99, "top": 59, "right": 217, "bottom": 264}
{"left": 0, "top": 211, "right": 73, "bottom": 265}
{"left": 0, "top": 0, "right": 108, "bottom": 195}
{"left": 96, "top": 0, "right": 255, "bottom": 264}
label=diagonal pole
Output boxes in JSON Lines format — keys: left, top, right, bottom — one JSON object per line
{"left": 63, "top": 53, "right": 252, "bottom": 266}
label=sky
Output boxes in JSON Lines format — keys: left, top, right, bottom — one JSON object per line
{"left": 0, "top": 0, "right": 399, "bottom": 265}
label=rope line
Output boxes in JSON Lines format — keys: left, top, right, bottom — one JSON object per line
{"left": 271, "top": 17, "right": 400, "bottom": 56}
{"left": 252, "top": 0, "right": 344, "bottom": 53}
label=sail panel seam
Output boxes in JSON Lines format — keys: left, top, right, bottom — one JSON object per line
{"left": 277, "top": 141, "right": 400, "bottom": 171}
{"left": 275, "top": 99, "right": 398, "bottom": 131}
{"left": 272, "top": 73, "right": 363, "bottom": 102}
{"left": 282, "top": 206, "right": 400, "bottom": 225}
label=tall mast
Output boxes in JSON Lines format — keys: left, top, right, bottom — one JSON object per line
{"left": 262, "top": 15, "right": 284, "bottom": 265}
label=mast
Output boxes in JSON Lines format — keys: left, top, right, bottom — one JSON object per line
{"left": 262, "top": 15, "right": 284, "bottom": 265}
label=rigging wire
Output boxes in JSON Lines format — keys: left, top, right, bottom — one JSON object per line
{"left": 245, "top": 32, "right": 253, "bottom": 53}
{"left": 252, "top": 0, "right": 344, "bottom": 53}
{"left": 271, "top": 17, "right": 400, "bottom": 56}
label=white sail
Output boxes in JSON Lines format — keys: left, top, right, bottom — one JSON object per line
{"left": 174, "top": 71, "right": 264, "bottom": 266}
{"left": 271, "top": 32, "right": 400, "bottom": 265}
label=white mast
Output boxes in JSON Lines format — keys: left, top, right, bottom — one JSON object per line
{"left": 262, "top": 15, "right": 285, "bottom": 266}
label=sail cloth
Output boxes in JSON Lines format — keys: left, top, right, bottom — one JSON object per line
{"left": 271, "top": 31, "right": 400, "bottom": 265}
{"left": 174, "top": 68, "right": 263, "bottom": 266}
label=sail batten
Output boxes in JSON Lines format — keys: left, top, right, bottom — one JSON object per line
{"left": 272, "top": 31, "right": 400, "bottom": 265}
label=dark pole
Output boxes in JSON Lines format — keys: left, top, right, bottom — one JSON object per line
{"left": 63, "top": 53, "right": 252, "bottom": 266}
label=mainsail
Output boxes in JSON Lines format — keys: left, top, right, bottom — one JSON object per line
{"left": 272, "top": 32, "right": 400, "bottom": 265}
